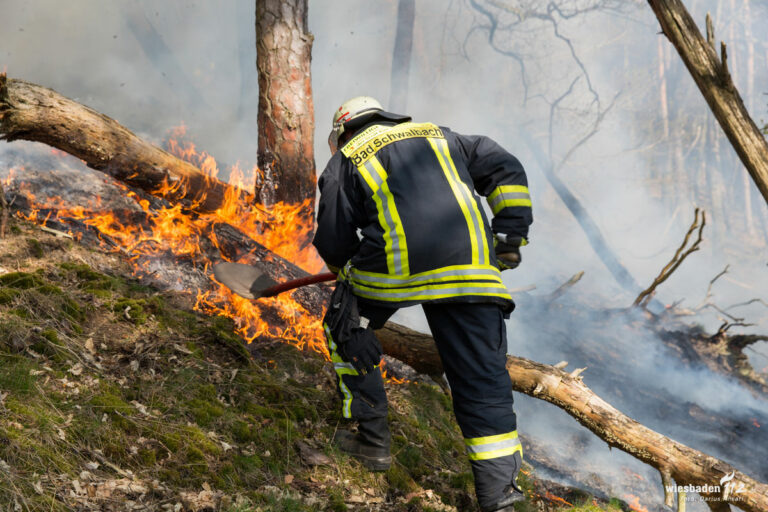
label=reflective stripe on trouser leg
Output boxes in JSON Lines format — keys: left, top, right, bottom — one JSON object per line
{"left": 421, "top": 302, "right": 519, "bottom": 509}
{"left": 324, "top": 322, "right": 388, "bottom": 421}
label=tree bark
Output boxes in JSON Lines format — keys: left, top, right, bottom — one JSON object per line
{"left": 375, "top": 326, "right": 768, "bottom": 512}
{"left": 0, "top": 75, "right": 243, "bottom": 214}
{"left": 255, "top": 0, "right": 316, "bottom": 208}
{"left": 647, "top": 0, "right": 768, "bottom": 206}
{"left": 388, "top": 0, "right": 415, "bottom": 113}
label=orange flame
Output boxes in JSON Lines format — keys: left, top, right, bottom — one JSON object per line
{"left": 752, "top": 418, "right": 761, "bottom": 428}
{"left": 543, "top": 491, "right": 572, "bottom": 507}
{"left": 9, "top": 129, "right": 329, "bottom": 358}
{"left": 623, "top": 494, "right": 649, "bottom": 512}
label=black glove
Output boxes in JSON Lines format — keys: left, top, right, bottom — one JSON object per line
{"left": 323, "top": 280, "right": 382, "bottom": 375}
{"left": 339, "top": 321, "right": 383, "bottom": 375}
{"left": 495, "top": 235, "right": 523, "bottom": 270}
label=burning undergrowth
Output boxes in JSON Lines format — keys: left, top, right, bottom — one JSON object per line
{"left": 1, "top": 129, "right": 329, "bottom": 359}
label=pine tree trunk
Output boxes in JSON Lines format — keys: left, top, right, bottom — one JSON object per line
{"left": 255, "top": 0, "right": 316, "bottom": 209}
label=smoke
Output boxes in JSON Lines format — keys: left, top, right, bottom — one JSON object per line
{"left": 3, "top": 0, "right": 768, "bottom": 509}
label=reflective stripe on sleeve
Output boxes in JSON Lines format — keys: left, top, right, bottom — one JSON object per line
{"left": 465, "top": 431, "right": 523, "bottom": 461}
{"left": 488, "top": 185, "right": 531, "bottom": 215}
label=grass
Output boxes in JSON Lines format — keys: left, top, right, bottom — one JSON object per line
{"left": 0, "top": 219, "right": 628, "bottom": 511}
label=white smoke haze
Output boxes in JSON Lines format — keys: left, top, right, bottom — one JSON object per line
{"left": 2, "top": 0, "right": 768, "bottom": 509}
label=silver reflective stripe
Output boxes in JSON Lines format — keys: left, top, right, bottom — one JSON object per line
{"left": 489, "top": 191, "right": 530, "bottom": 212}
{"left": 362, "top": 160, "right": 404, "bottom": 274}
{"left": 433, "top": 139, "right": 488, "bottom": 265}
{"left": 350, "top": 267, "right": 502, "bottom": 286}
{"left": 334, "top": 362, "right": 357, "bottom": 371}
{"left": 465, "top": 437, "right": 522, "bottom": 456}
{"left": 354, "top": 284, "right": 509, "bottom": 300}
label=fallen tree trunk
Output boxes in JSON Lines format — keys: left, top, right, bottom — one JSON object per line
{"left": 377, "top": 327, "right": 767, "bottom": 512}
{"left": 0, "top": 74, "right": 247, "bottom": 213}
{"left": 647, "top": 0, "right": 768, "bottom": 205}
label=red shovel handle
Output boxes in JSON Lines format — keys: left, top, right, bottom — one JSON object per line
{"left": 260, "top": 272, "right": 337, "bottom": 298}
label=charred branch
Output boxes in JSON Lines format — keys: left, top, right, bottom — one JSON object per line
{"left": 634, "top": 208, "right": 705, "bottom": 308}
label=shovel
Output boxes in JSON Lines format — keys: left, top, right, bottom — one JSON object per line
{"left": 212, "top": 262, "right": 337, "bottom": 300}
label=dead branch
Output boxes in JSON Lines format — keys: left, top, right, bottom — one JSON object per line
{"left": 0, "top": 74, "right": 247, "bottom": 213}
{"left": 547, "top": 270, "right": 584, "bottom": 302}
{"left": 634, "top": 208, "right": 705, "bottom": 307}
{"left": 647, "top": 1, "right": 768, "bottom": 205}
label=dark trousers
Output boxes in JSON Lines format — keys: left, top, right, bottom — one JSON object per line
{"left": 326, "top": 300, "right": 521, "bottom": 509}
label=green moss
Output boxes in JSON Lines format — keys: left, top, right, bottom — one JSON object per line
{"left": 138, "top": 448, "right": 157, "bottom": 466}
{"left": 0, "top": 357, "right": 36, "bottom": 394}
{"left": 40, "top": 328, "right": 59, "bottom": 343}
{"left": 386, "top": 463, "right": 419, "bottom": 494}
{"left": 113, "top": 298, "right": 148, "bottom": 325}
{"left": 0, "top": 287, "right": 21, "bottom": 305}
{"left": 448, "top": 471, "right": 474, "bottom": 492}
{"left": 187, "top": 398, "right": 225, "bottom": 426}
{"left": 327, "top": 488, "right": 348, "bottom": 512}
{"left": 26, "top": 238, "right": 45, "bottom": 258}
{"left": 0, "top": 271, "right": 45, "bottom": 289}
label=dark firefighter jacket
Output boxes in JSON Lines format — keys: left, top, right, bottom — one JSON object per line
{"left": 312, "top": 120, "right": 532, "bottom": 309}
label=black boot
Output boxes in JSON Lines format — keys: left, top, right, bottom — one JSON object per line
{"left": 483, "top": 485, "right": 526, "bottom": 511}
{"left": 475, "top": 452, "right": 526, "bottom": 511}
{"left": 333, "top": 417, "right": 391, "bottom": 471}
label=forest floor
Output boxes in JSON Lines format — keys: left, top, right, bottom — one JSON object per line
{"left": 0, "top": 217, "right": 634, "bottom": 512}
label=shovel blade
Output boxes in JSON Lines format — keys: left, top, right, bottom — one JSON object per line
{"left": 212, "top": 262, "right": 278, "bottom": 299}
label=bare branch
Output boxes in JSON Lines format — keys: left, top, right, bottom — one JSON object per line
{"left": 634, "top": 208, "right": 706, "bottom": 307}
{"left": 547, "top": 270, "right": 585, "bottom": 302}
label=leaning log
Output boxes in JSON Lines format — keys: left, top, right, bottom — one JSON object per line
{"left": 647, "top": 0, "right": 768, "bottom": 205}
{"left": 0, "top": 74, "right": 247, "bottom": 213}
{"left": 378, "top": 327, "right": 767, "bottom": 512}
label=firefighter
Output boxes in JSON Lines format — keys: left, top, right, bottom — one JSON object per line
{"left": 313, "top": 96, "right": 533, "bottom": 512}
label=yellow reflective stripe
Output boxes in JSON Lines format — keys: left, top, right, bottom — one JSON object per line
{"left": 488, "top": 185, "right": 529, "bottom": 203}
{"left": 351, "top": 263, "right": 502, "bottom": 280}
{"left": 325, "top": 323, "right": 357, "bottom": 418}
{"left": 349, "top": 266, "right": 503, "bottom": 289}
{"left": 356, "top": 163, "right": 397, "bottom": 274}
{"left": 369, "top": 157, "right": 409, "bottom": 275}
{"left": 440, "top": 139, "right": 490, "bottom": 264}
{"left": 428, "top": 137, "right": 482, "bottom": 265}
{"left": 354, "top": 290, "right": 512, "bottom": 302}
{"left": 467, "top": 443, "right": 523, "bottom": 461}
{"left": 465, "top": 431, "right": 518, "bottom": 446}
{"left": 353, "top": 280, "right": 507, "bottom": 294}
{"left": 489, "top": 185, "right": 532, "bottom": 215}
{"left": 465, "top": 431, "right": 523, "bottom": 461}
{"left": 352, "top": 284, "right": 512, "bottom": 302}
{"left": 492, "top": 198, "right": 532, "bottom": 215}
{"left": 344, "top": 122, "right": 445, "bottom": 165}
